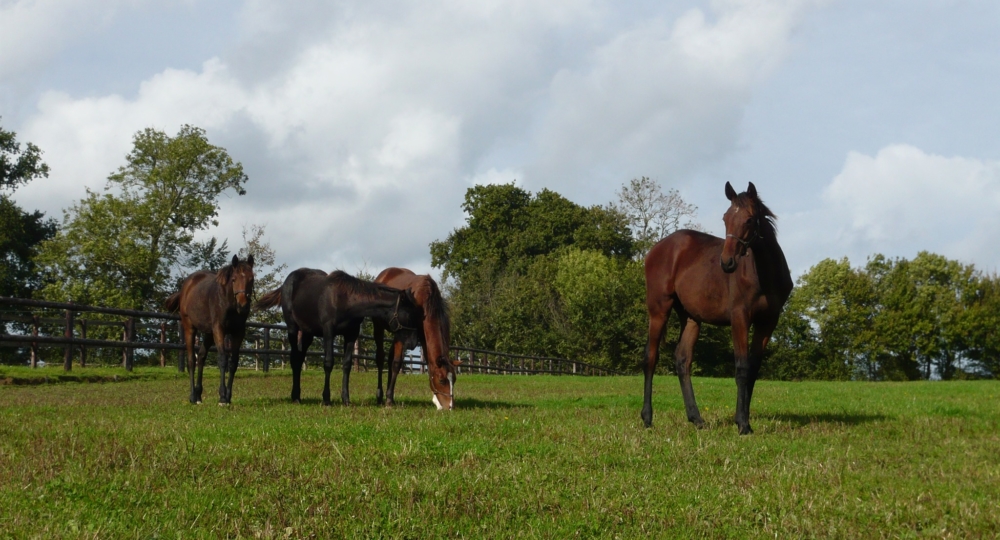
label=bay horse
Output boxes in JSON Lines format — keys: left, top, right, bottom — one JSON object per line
{"left": 165, "top": 254, "right": 255, "bottom": 405}
{"left": 373, "top": 268, "right": 458, "bottom": 410}
{"left": 254, "top": 269, "right": 421, "bottom": 406}
{"left": 642, "top": 182, "right": 792, "bottom": 434}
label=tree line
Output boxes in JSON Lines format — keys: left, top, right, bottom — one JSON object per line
{"left": 3, "top": 119, "right": 998, "bottom": 378}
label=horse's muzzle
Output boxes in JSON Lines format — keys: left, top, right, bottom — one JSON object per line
{"left": 721, "top": 257, "right": 738, "bottom": 273}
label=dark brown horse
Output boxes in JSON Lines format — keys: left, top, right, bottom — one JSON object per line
{"left": 165, "top": 254, "right": 255, "bottom": 405}
{"left": 254, "top": 269, "right": 421, "bottom": 406}
{"left": 642, "top": 182, "right": 792, "bottom": 434}
{"left": 373, "top": 268, "right": 458, "bottom": 410}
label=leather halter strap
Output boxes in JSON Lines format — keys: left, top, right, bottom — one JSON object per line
{"left": 389, "top": 294, "right": 416, "bottom": 332}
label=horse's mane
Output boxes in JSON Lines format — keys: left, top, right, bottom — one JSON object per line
{"left": 418, "top": 277, "right": 450, "bottom": 341}
{"left": 734, "top": 192, "right": 778, "bottom": 243}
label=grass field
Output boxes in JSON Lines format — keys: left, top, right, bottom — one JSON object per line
{"left": 1, "top": 368, "right": 998, "bottom": 538}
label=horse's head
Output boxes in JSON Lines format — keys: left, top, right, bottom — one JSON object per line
{"left": 218, "top": 254, "right": 255, "bottom": 313}
{"left": 428, "top": 355, "right": 460, "bottom": 411}
{"left": 721, "top": 181, "right": 761, "bottom": 273}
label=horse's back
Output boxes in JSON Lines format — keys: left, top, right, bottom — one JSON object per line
{"left": 645, "top": 230, "right": 722, "bottom": 288}
{"left": 375, "top": 267, "right": 416, "bottom": 287}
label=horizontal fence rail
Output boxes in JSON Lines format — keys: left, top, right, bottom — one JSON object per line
{"left": 0, "top": 296, "right": 622, "bottom": 376}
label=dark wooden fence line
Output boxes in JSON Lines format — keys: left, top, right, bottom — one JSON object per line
{"left": 0, "top": 296, "right": 622, "bottom": 376}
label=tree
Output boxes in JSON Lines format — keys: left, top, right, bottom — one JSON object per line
{"left": 432, "top": 183, "right": 636, "bottom": 361}
{"left": 1, "top": 119, "right": 50, "bottom": 190}
{"left": 430, "top": 183, "right": 635, "bottom": 283}
{"left": 614, "top": 177, "right": 699, "bottom": 255}
{"left": 236, "top": 223, "right": 287, "bottom": 323}
{"left": 35, "top": 125, "right": 247, "bottom": 310}
{"left": 0, "top": 121, "right": 56, "bottom": 298}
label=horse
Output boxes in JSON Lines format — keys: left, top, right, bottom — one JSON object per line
{"left": 254, "top": 269, "right": 422, "bottom": 406}
{"left": 165, "top": 254, "right": 255, "bottom": 405}
{"left": 373, "top": 268, "right": 459, "bottom": 410}
{"left": 642, "top": 182, "right": 792, "bottom": 434}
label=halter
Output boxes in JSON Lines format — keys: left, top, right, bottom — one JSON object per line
{"left": 726, "top": 217, "right": 760, "bottom": 253}
{"left": 389, "top": 294, "right": 416, "bottom": 332}
{"left": 430, "top": 369, "right": 454, "bottom": 403}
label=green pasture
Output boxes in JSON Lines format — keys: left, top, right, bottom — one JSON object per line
{"left": 1, "top": 369, "right": 998, "bottom": 538}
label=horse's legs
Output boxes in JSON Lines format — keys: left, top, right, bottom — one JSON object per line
{"left": 386, "top": 339, "right": 405, "bottom": 406}
{"left": 289, "top": 329, "right": 311, "bottom": 403}
{"left": 340, "top": 333, "right": 358, "bottom": 406}
{"left": 182, "top": 320, "right": 196, "bottom": 403}
{"left": 641, "top": 297, "right": 673, "bottom": 428}
{"left": 675, "top": 315, "right": 705, "bottom": 428}
{"left": 214, "top": 327, "right": 229, "bottom": 405}
{"left": 373, "top": 320, "right": 387, "bottom": 405}
{"left": 731, "top": 313, "right": 753, "bottom": 435}
{"left": 223, "top": 331, "right": 243, "bottom": 404}
{"left": 196, "top": 333, "right": 211, "bottom": 404}
{"left": 321, "top": 331, "right": 336, "bottom": 407}
{"left": 746, "top": 318, "right": 777, "bottom": 419}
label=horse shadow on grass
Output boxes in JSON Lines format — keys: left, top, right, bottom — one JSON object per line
{"left": 253, "top": 396, "right": 529, "bottom": 410}
{"left": 764, "top": 412, "right": 893, "bottom": 428}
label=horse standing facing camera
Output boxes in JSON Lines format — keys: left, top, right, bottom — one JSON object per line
{"left": 642, "top": 182, "right": 792, "bottom": 434}
{"left": 166, "top": 254, "right": 255, "bottom": 405}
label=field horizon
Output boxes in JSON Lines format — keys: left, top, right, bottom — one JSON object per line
{"left": 1, "top": 369, "right": 998, "bottom": 538}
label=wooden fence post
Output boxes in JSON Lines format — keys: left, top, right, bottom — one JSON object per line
{"left": 30, "top": 315, "right": 39, "bottom": 369}
{"left": 124, "top": 317, "right": 135, "bottom": 372}
{"left": 79, "top": 320, "right": 87, "bottom": 367}
{"left": 63, "top": 307, "right": 74, "bottom": 372}
{"left": 262, "top": 328, "right": 271, "bottom": 373}
{"left": 159, "top": 322, "right": 166, "bottom": 368}
{"left": 177, "top": 323, "right": 186, "bottom": 373}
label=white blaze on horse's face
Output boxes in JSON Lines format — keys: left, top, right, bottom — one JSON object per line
{"left": 431, "top": 370, "right": 455, "bottom": 410}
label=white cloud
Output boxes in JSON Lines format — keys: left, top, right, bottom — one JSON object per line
{"left": 11, "top": 0, "right": 816, "bottom": 273}
{"left": 529, "top": 0, "right": 813, "bottom": 197}
{"left": 784, "top": 144, "right": 1000, "bottom": 274}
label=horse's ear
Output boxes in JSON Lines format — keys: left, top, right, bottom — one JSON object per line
{"left": 725, "top": 181, "right": 737, "bottom": 201}
{"left": 247, "top": 254, "right": 254, "bottom": 267}
{"left": 231, "top": 254, "right": 240, "bottom": 266}
{"left": 451, "top": 359, "right": 463, "bottom": 367}
{"left": 747, "top": 182, "right": 757, "bottom": 199}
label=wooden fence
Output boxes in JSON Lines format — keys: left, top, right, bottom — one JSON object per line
{"left": 0, "top": 296, "right": 622, "bottom": 376}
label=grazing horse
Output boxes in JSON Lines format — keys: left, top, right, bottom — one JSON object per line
{"left": 642, "top": 182, "right": 792, "bottom": 434}
{"left": 165, "top": 254, "right": 255, "bottom": 405}
{"left": 254, "top": 269, "right": 421, "bottom": 406}
{"left": 373, "top": 268, "right": 458, "bottom": 410}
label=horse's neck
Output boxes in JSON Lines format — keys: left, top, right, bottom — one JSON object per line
{"left": 750, "top": 236, "right": 792, "bottom": 296}
{"left": 420, "top": 315, "right": 446, "bottom": 358}
{"left": 355, "top": 292, "right": 400, "bottom": 319}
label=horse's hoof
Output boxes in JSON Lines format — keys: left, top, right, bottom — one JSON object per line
{"left": 738, "top": 424, "right": 753, "bottom": 435}
{"left": 691, "top": 418, "right": 706, "bottom": 429}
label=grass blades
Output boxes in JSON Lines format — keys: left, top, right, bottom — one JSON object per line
{"left": 1, "top": 371, "right": 999, "bottom": 538}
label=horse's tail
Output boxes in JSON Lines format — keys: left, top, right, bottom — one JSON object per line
{"left": 164, "top": 291, "right": 182, "bottom": 313}
{"left": 254, "top": 289, "right": 282, "bottom": 311}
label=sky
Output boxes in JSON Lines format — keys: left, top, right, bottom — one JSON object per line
{"left": 3, "top": 0, "right": 999, "bottom": 280}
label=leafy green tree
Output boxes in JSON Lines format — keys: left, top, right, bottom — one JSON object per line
{"left": 552, "top": 249, "right": 645, "bottom": 370}
{"left": 35, "top": 125, "right": 247, "bottom": 310}
{"left": 432, "top": 183, "right": 637, "bottom": 360}
{"left": 0, "top": 121, "right": 56, "bottom": 299}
